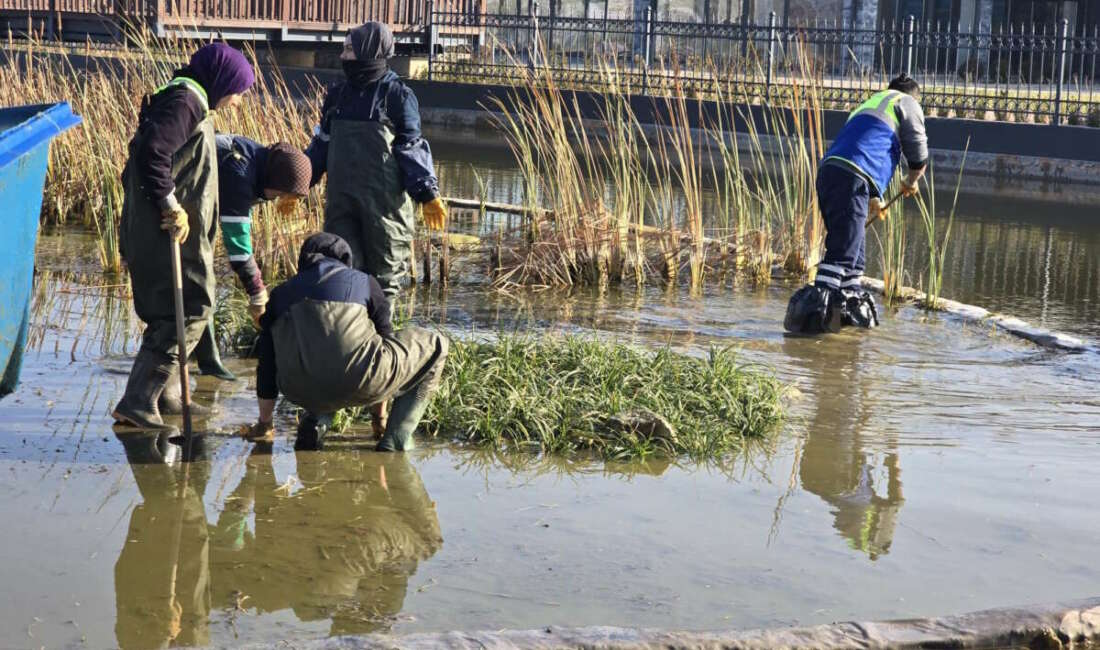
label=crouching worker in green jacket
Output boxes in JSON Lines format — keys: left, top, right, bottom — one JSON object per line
{"left": 244, "top": 233, "right": 448, "bottom": 451}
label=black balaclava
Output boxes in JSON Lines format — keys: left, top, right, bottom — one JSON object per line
{"left": 298, "top": 232, "right": 354, "bottom": 270}
{"left": 341, "top": 21, "right": 395, "bottom": 88}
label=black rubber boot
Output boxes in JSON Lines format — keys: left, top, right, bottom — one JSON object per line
{"left": 112, "top": 348, "right": 176, "bottom": 431}
{"left": 159, "top": 367, "right": 213, "bottom": 418}
{"left": 194, "top": 319, "right": 236, "bottom": 381}
{"left": 376, "top": 388, "right": 431, "bottom": 452}
{"left": 294, "top": 412, "right": 332, "bottom": 451}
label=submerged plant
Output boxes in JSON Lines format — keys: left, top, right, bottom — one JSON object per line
{"left": 422, "top": 335, "right": 784, "bottom": 461}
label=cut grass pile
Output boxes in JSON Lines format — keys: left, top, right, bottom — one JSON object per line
{"left": 421, "top": 335, "right": 784, "bottom": 461}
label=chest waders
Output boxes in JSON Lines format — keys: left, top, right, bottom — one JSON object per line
{"left": 271, "top": 300, "right": 447, "bottom": 452}
{"left": 323, "top": 119, "right": 416, "bottom": 300}
{"left": 114, "top": 78, "right": 218, "bottom": 429}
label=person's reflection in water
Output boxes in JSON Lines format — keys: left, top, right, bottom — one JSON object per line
{"left": 784, "top": 335, "right": 903, "bottom": 560}
{"left": 114, "top": 433, "right": 212, "bottom": 649}
{"left": 211, "top": 447, "right": 442, "bottom": 634}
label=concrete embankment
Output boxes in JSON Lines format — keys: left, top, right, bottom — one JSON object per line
{"left": 860, "top": 277, "right": 1100, "bottom": 354}
{"left": 248, "top": 598, "right": 1100, "bottom": 649}
{"left": 401, "top": 79, "right": 1100, "bottom": 205}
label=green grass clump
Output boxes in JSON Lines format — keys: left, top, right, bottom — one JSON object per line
{"left": 422, "top": 336, "right": 784, "bottom": 461}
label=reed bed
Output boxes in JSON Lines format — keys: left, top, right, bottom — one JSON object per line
{"left": 9, "top": 27, "right": 964, "bottom": 312}
{"left": 1, "top": 28, "right": 322, "bottom": 280}
{"left": 423, "top": 335, "right": 784, "bottom": 461}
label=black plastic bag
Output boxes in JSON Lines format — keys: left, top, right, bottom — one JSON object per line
{"left": 784, "top": 285, "right": 843, "bottom": 334}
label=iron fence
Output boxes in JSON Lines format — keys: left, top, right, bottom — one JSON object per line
{"left": 428, "top": 7, "right": 1100, "bottom": 125}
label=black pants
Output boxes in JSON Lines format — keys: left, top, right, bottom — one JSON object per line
{"left": 814, "top": 164, "right": 870, "bottom": 291}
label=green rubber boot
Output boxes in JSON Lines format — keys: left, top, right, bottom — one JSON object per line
{"left": 194, "top": 318, "right": 236, "bottom": 381}
{"left": 112, "top": 347, "right": 176, "bottom": 431}
{"left": 376, "top": 389, "right": 430, "bottom": 452}
{"left": 158, "top": 365, "right": 213, "bottom": 418}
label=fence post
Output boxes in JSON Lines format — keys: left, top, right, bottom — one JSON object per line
{"left": 548, "top": 0, "right": 556, "bottom": 59}
{"left": 426, "top": 0, "right": 435, "bottom": 80}
{"left": 903, "top": 14, "right": 914, "bottom": 76}
{"left": 1053, "top": 17, "right": 1068, "bottom": 125}
{"left": 643, "top": 6, "right": 653, "bottom": 93}
{"left": 531, "top": 0, "right": 539, "bottom": 69}
{"left": 765, "top": 10, "right": 777, "bottom": 99}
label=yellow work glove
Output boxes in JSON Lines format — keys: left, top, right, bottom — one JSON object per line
{"left": 239, "top": 420, "right": 274, "bottom": 443}
{"left": 161, "top": 207, "right": 190, "bottom": 243}
{"left": 422, "top": 197, "right": 447, "bottom": 231}
{"left": 248, "top": 303, "right": 265, "bottom": 327}
{"left": 275, "top": 194, "right": 299, "bottom": 217}
{"left": 867, "top": 197, "right": 885, "bottom": 224}
{"left": 248, "top": 290, "right": 268, "bottom": 328}
{"left": 900, "top": 178, "right": 919, "bottom": 197}
{"left": 371, "top": 401, "right": 388, "bottom": 438}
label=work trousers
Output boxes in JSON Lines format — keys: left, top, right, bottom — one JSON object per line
{"left": 814, "top": 164, "right": 870, "bottom": 291}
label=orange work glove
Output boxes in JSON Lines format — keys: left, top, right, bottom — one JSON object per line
{"left": 275, "top": 194, "right": 299, "bottom": 217}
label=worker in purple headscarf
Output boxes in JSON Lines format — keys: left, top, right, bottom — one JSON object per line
{"left": 114, "top": 43, "right": 255, "bottom": 430}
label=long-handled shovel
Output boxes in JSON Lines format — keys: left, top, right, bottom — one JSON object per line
{"left": 170, "top": 238, "right": 194, "bottom": 444}
{"left": 865, "top": 191, "right": 906, "bottom": 227}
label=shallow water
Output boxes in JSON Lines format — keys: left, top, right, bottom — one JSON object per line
{"left": 4, "top": 158, "right": 1100, "bottom": 647}
{"left": 429, "top": 125, "right": 1100, "bottom": 341}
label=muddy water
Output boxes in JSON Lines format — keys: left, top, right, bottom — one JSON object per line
{"left": 3, "top": 187, "right": 1100, "bottom": 647}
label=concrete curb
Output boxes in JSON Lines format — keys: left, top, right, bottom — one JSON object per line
{"left": 417, "top": 105, "right": 1100, "bottom": 207}
{"left": 246, "top": 598, "right": 1100, "bottom": 649}
{"left": 860, "top": 278, "right": 1099, "bottom": 354}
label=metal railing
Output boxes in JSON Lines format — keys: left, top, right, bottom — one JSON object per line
{"left": 427, "top": 7, "right": 1100, "bottom": 125}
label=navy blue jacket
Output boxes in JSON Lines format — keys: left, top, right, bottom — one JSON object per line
{"left": 216, "top": 134, "right": 269, "bottom": 298}
{"left": 217, "top": 134, "right": 268, "bottom": 217}
{"left": 305, "top": 70, "right": 439, "bottom": 203}
{"left": 256, "top": 257, "right": 392, "bottom": 400}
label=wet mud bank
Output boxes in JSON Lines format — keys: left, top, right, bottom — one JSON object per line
{"left": 261, "top": 598, "right": 1100, "bottom": 649}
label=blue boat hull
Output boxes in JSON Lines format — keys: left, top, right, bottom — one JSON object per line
{"left": 0, "top": 103, "right": 81, "bottom": 398}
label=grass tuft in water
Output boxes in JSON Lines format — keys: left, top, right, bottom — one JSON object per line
{"left": 422, "top": 335, "right": 784, "bottom": 461}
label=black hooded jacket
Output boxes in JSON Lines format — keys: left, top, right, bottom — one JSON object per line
{"left": 256, "top": 233, "right": 392, "bottom": 400}
{"left": 304, "top": 22, "right": 439, "bottom": 202}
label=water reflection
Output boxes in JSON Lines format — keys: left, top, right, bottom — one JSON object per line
{"left": 114, "top": 433, "right": 212, "bottom": 649}
{"left": 210, "top": 448, "right": 442, "bottom": 635}
{"left": 112, "top": 440, "right": 442, "bottom": 648}
{"left": 783, "top": 336, "right": 904, "bottom": 560}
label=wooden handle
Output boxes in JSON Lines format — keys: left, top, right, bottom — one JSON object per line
{"left": 170, "top": 239, "right": 193, "bottom": 439}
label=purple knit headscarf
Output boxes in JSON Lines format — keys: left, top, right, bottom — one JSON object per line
{"left": 183, "top": 44, "right": 255, "bottom": 108}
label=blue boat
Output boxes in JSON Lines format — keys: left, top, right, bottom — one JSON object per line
{"left": 0, "top": 103, "right": 82, "bottom": 399}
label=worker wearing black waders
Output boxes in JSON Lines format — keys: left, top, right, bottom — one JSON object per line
{"left": 113, "top": 43, "right": 255, "bottom": 430}
{"left": 190, "top": 135, "right": 313, "bottom": 381}
{"left": 305, "top": 20, "right": 447, "bottom": 301}
{"left": 784, "top": 74, "right": 928, "bottom": 334}
{"left": 244, "top": 233, "right": 448, "bottom": 451}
